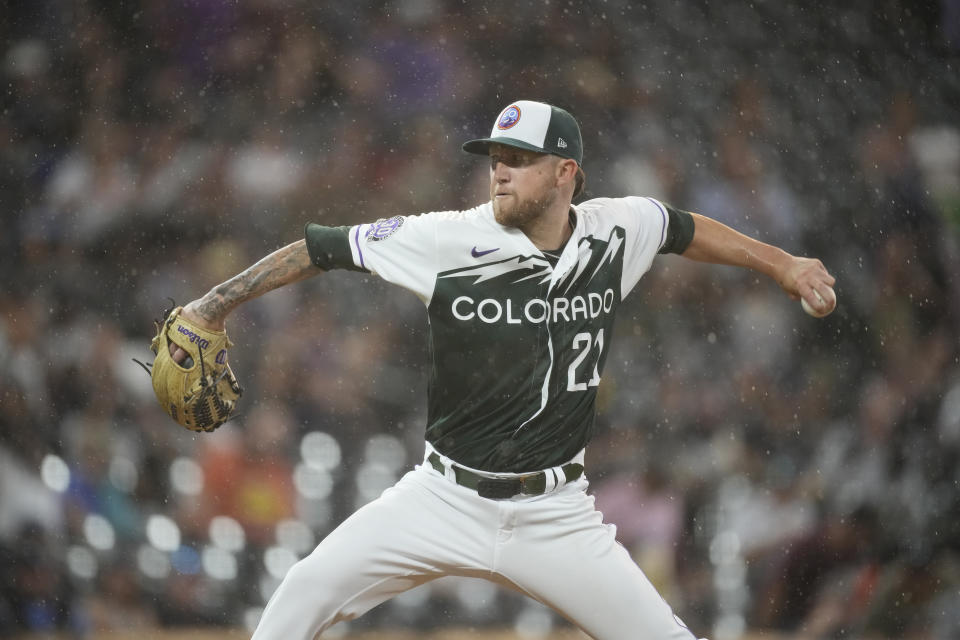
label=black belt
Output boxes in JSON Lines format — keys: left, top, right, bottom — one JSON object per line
{"left": 427, "top": 452, "right": 584, "bottom": 500}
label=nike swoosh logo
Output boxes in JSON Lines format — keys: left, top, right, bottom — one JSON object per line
{"left": 471, "top": 246, "right": 500, "bottom": 258}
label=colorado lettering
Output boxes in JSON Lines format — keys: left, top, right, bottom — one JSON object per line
{"left": 177, "top": 324, "right": 211, "bottom": 350}
{"left": 451, "top": 289, "right": 614, "bottom": 324}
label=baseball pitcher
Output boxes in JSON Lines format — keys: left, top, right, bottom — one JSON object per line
{"left": 156, "top": 100, "right": 836, "bottom": 639}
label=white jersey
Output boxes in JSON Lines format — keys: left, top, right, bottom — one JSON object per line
{"left": 306, "top": 196, "right": 674, "bottom": 471}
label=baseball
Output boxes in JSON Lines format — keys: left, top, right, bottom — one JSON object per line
{"left": 801, "top": 286, "right": 836, "bottom": 318}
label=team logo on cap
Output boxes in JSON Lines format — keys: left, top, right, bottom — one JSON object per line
{"left": 497, "top": 105, "right": 521, "bottom": 130}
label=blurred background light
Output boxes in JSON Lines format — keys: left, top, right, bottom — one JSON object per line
{"left": 137, "top": 544, "right": 171, "bottom": 580}
{"left": 169, "top": 456, "right": 204, "bottom": 496}
{"left": 108, "top": 455, "right": 138, "bottom": 493}
{"left": 295, "top": 496, "right": 332, "bottom": 529}
{"left": 259, "top": 575, "right": 282, "bottom": 604}
{"left": 715, "top": 613, "right": 747, "bottom": 640}
{"left": 40, "top": 454, "right": 70, "bottom": 493}
{"left": 392, "top": 582, "right": 432, "bottom": 609}
{"left": 83, "top": 513, "right": 116, "bottom": 551}
{"left": 293, "top": 463, "right": 333, "bottom": 500}
{"left": 202, "top": 545, "right": 238, "bottom": 581}
{"left": 514, "top": 602, "right": 554, "bottom": 638}
{"left": 300, "top": 431, "right": 342, "bottom": 471}
{"left": 276, "top": 518, "right": 314, "bottom": 555}
{"left": 209, "top": 515, "right": 246, "bottom": 552}
{"left": 243, "top": 607, "right": 264, "bottom": 633}
{"left": 66, "top": 545, "right": 98, "bottom": 580}
{"left": 709, "top": 531, "right": 742, "bottom": 565}
{"left": 263, "top": 545, "right": 298, "bottom": 580}
{"left": 146, "top": 514, "right": 181, "bottom": 552}
{"left": 355, "top": 463, "right": 396, "bottom": 504}
{"left": 364, "top": 434, "right": 406, "bottom": 471}
{"left": 455, "top": 578, "right": 498, "bottom": 615}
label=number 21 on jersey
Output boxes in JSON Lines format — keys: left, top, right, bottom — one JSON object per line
{"left": 567, "top": 329, "right": 604, "bottom": 391}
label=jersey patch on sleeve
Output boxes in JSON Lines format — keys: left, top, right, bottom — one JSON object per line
{"left": 365, "top": 216, "right": 404, "bottom": 241}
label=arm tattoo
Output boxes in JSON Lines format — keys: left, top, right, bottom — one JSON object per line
{"left": 195, "top": 240, "right": 319, "bottom": 322}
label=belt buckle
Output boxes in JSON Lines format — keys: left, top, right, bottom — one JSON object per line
{"left": 477, "top": 478, "right": 522, "bottom": 500}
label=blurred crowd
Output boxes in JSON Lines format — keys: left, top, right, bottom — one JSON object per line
{"left": 2, "top": 0, "right": 960, "bottom": 638}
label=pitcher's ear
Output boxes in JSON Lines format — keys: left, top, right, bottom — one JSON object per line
{"left": 572, "top": 165, "right": 586, "bottom": 199}
{"left": 556, "top": 158, "right": 579, "bottom": 191}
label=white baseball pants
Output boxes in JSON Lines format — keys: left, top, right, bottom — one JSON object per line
{"left": 251, "top": 462, "right": 701, "bottom": 640}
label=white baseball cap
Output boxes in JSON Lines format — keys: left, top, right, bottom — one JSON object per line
{"left": 462, "top": 100, "right": 584, "bottom": 165}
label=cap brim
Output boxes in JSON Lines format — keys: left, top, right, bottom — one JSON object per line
{"left": 462, "top": 137, "right": 550, "bottom": 157}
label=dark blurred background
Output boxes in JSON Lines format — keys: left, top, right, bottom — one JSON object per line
{"left": 1, "top": 0, "right": 959, "bottom": 638}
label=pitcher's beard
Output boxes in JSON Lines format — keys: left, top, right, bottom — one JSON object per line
{"left": 493, "top": 191, "right": 557, "bottom": 230}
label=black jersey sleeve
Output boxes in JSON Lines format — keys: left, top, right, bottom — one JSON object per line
{"left": 304, "top": 223, "right": 367, "bottom": 271}
{"left": 657, "top": 205, "right": 695, "bottom": 255}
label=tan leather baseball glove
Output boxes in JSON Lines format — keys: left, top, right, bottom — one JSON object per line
{"left": 137, "top": 304, "right": 242, "bottom": 432}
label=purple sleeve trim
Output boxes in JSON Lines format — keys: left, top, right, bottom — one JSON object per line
{"left": 646, "top": 197, "right": 668, "bottom": 250}
{"left": 353, "top": 224, "right": 366, "bottom": 270}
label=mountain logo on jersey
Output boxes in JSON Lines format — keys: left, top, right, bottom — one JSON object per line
{"left": 556, "top": 226, "right": 626, "bottom": 295}
{"left": 365, "top": 216, "right": 404, "bottom": 242}
{"left": 439, "top": 255, "right": 552, "bottom": 285}
{"left": 497, "top": 105, "right": 521, "bottom": 130}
